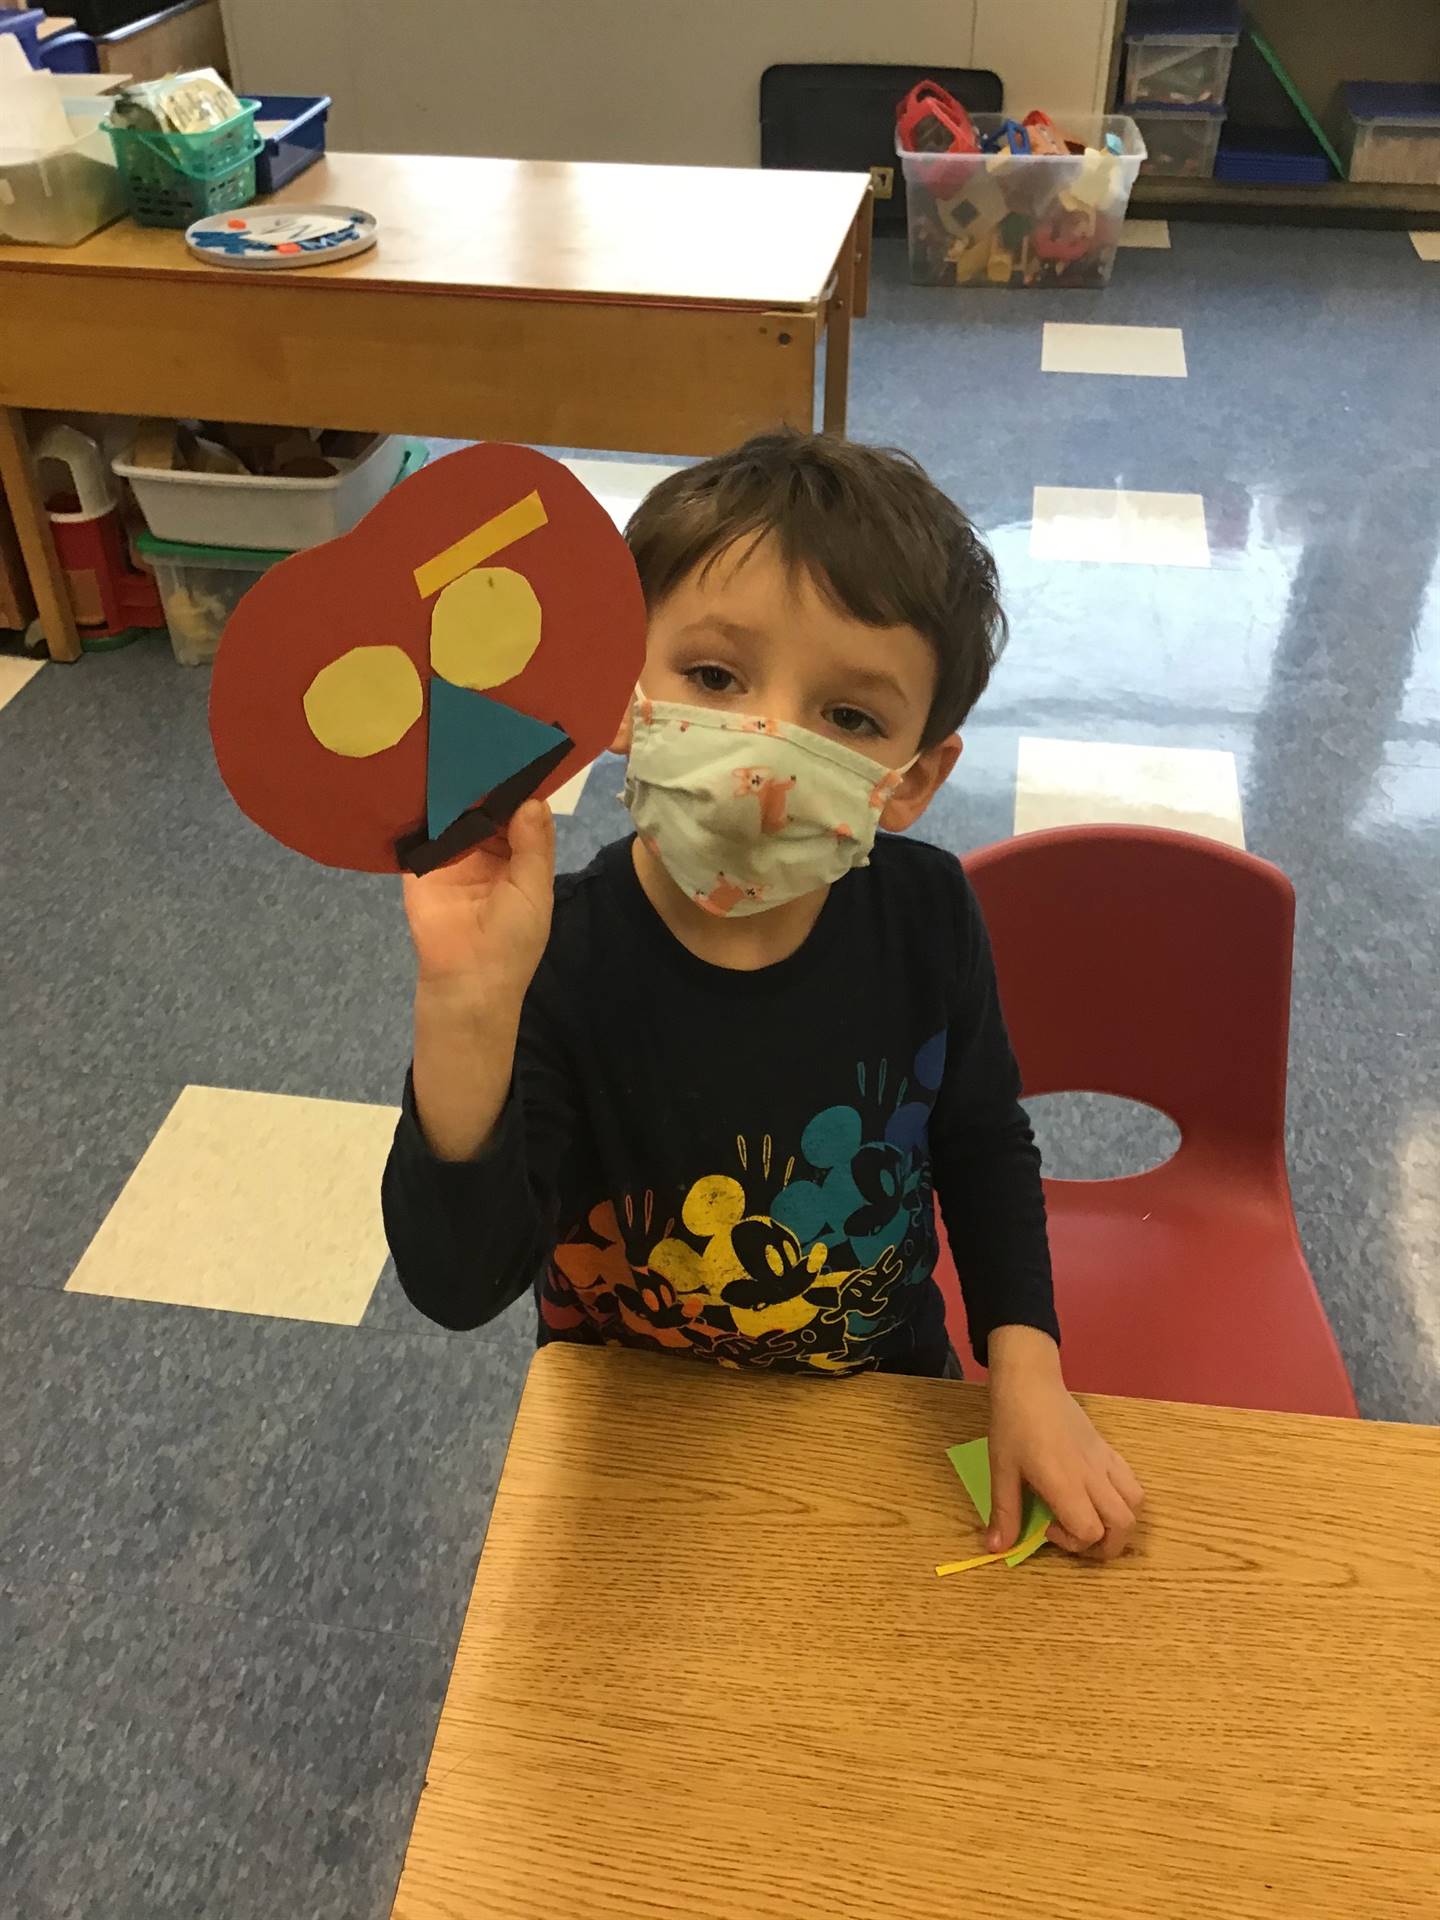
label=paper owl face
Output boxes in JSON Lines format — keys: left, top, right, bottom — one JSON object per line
{"left": 209, "top": 443, "right": 648, "bottom": 873}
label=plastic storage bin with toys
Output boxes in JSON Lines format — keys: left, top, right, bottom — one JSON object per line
{"left": 896, "top": 86, "right": 1146, "bottom": 291}
{"left": 1123, "top": 0, "right": 1240, "bottom": 108}
{"left": 1128, "top": 102, "right": 1226, "bottom": 178}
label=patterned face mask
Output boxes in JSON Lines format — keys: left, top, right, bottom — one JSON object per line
{"left": 622, "top": 695, "right": 911, "bottom": 917}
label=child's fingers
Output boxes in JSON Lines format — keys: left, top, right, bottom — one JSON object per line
{"left": 985, "top": 1453, "right": 1024, "bottom": 1554}
{"left": 1109, "top": 1455, "right": 1146, "bottom": 1512}
{"left": 505, "top": 799, "right": 556, "bottom": 899}
{"left": 1088, "top": 1478, "right": 1138, "bottom": 1560}
{"left": 1046, "top": 1489, "right": 1105, "bottom": 1555}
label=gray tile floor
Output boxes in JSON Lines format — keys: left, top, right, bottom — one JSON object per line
{"left": 2, "top": 224, "right": 1438, "bottom": 1916}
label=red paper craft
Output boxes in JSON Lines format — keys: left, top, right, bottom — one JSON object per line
{"left": 209, "top": 444, "right": 647, "bottom": 872}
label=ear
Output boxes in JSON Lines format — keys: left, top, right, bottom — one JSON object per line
{"left": 880, "top": 734, "right": 962, "bottom": 831}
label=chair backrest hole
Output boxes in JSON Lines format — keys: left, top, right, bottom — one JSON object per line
{"left": 1026, "top": 1092, "right": 1180, "bottom": 1181}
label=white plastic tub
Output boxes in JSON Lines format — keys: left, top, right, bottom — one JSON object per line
{"left": 0, "top": 103, "right": 124, "bottom": 246}
{"left": 113, "top": 431, "right": 407, "bottom": 551}
{"left": 1342, "top": 84, "right": 1440, "bottom": 186}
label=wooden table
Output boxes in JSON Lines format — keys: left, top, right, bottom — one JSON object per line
{"left": 393, "top": 1345, "right": 1440, "bottom": 1920}
{"left": 0, "top": 152, "right": 872, "bottom": 661}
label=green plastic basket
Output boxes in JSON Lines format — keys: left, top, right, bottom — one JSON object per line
{"left": 105, "top": 101, "right": 262, "bottom": 229}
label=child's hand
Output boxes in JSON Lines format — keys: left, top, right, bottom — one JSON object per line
{"left": 403, "top": 798, "right": 555, "bottom": 1005}
{"left": 985, "top": 1325, "right": 1144, "bottom": 1561}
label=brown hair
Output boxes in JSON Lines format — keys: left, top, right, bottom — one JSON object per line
{"left": 625, "top": 429, "right": 1006, "bottom": 746}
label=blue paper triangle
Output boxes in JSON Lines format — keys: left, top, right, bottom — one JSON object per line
{"left": 426, "top": 678, "right": 570, "bottom": 840}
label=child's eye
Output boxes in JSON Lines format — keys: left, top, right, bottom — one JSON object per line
{"left": 686, "top": 665, "right": 738, "bottom": 695}
{"left": 827, "top": 705, "right": 882, "bottom": 739}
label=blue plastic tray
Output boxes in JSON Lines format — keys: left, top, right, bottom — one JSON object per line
{"left": 251, "top": 94, "right": 332, "bottom": 198}
{"left": 1214, "top": 130, "right": 1331, "bottom": 185}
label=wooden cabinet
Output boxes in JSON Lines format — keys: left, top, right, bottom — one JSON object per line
{"left": 98, "top": 0, "right": 228, "bottom": 83}
{"left": 0, "top": 492, "right": 35, "bottom": 634}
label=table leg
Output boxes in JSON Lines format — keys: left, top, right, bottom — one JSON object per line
{"left": 0, "top": 407, "right": 79, "bottom": 663}
{"left": 822, "top": 224, "right": 858, "bottom": 437}
{"left": 852, "top": 191, "right": 874, "bottom": 321}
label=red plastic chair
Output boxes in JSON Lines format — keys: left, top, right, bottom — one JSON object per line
{"left": 937, "top": 824, "right": 1357, "bottom": 1416}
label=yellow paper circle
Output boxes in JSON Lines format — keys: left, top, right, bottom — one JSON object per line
{"left": 303, "top": 645, "right": 423, "bottom": 758}
{"left": 429, "top": 566, "right": 541, "bottom": 691}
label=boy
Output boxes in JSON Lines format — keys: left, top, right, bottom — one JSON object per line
{"left": 383, "top": 431, "right": 1143, "bottom": 1561}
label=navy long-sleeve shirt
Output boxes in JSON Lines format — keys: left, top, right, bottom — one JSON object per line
{"left": 382, "top": 833, "right": 1057, "bottom": 1377}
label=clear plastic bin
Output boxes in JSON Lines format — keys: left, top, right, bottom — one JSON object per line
{"left": 1123, "top": 0, "right": 1240, "bottom": 105}
{"left": 1342, "top": 83, "right": 1440, "bottom": 186}
{"left": 1125, "top": 34, "right": 1237, "bottom": 107}
{"left": 1128, "top": 104, "right": 1225, "bottom": 178}
{"left": 899, "top": 114, "right": 1146, "bottom": 290}
{"left": 0, "top": 104, "right": 124, "bottom": 246}
{"left": 133, "top": 534, "right": 281, "bottom": 667}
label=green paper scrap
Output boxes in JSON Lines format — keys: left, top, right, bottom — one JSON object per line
{"left": 1247, "top": 27, "right": 1344, "bottom": 179}
{"left": 947, "top": 1438, "right": 1054, "bottom": 1568}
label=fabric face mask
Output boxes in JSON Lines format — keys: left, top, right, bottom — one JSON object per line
{"left": 622, "top": 696, "right": 910, "bottom": 917}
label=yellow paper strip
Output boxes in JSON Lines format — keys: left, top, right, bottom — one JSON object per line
{"left": 935, "top": 1549, "right": 1013, "bottom": 1577}
{"left": 936, "top": 1518, "right": 1051, "bottom": 1578}
{"left": 414, "top": 490, "right": 548, "bottom": 600}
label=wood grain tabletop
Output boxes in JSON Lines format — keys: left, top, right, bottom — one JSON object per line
{"left": 395, "top": 1344, "right": 1440, "bottom": 1919}
{"left": 0, "top": 152, "right": 871, "bottom": 309}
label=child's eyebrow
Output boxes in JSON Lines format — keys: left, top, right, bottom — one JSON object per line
{"left": 675, "top": 617, "right": 764, "bottom": 645}
{"left": 834, "top": 664, "right": 909, "bottom": 704}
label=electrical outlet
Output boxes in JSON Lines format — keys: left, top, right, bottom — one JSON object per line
{"left": 869, "top": 165, "right": 895, "bottom": 199}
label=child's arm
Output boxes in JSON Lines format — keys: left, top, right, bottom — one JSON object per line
{"left": 380, "top": 801, "right": 571, "bottom": 1329}
{"left": 407, "top": 798, "right": 556, "bottom": 1161}
{"left": 931, "top": 873, "right": 1145, "bottom": 1559}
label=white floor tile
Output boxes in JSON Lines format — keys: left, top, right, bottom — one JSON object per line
{"left": 0, "top": 655, "right": 44, "bottom": 714}
{"left": 1030, "top": 486, "right": 1210, "bottom": 568}
{"left": 1015, "top": 737, "right": 1245, "bottom": 847}
{"left": 1410, "top": 231, "right": 1440, "bottom": 262}
{"left": 560, "top": 457, "right": 685, "bottom": 533}
{"left": 547, "top": 763, "right": 592, "bottom": 815}
{"left": 1041, "top": 322, "right": 1187, "bottom": 378}
{"left": 66, "top": 1086, "right": 399, "bottom": 1323}
{"left": 1117, "top": 218, "right": 1172, "bottom": 250}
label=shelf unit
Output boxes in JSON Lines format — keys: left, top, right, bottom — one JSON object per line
{"left": 1132, "top": 174, "right": 1440, "bottom": 225}
{"left": 1117, "top": 0, "right": 1440, "bottom": 226}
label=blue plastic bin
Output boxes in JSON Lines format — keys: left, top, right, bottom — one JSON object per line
{"left": 251, "top": 95, "right": 331, "bottom": 197}
{"left": 0, "top": 9, "right": 45, "bottom": 64}
{"left": 1215, "top": 130, "right": 1330, "bottom": 186}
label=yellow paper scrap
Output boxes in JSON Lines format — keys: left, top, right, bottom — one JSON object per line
{"left": 414, "top": 490, "right": 548, "bottom": 599}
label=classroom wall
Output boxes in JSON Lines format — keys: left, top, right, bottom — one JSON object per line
{"left": 220, "top": 0, "right": 1121, "bottom": 165}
